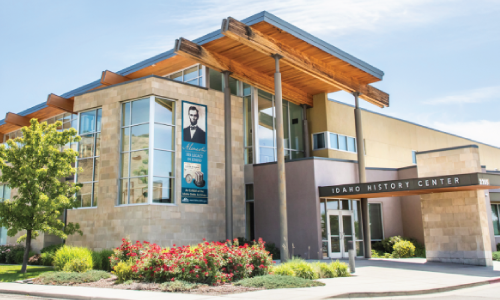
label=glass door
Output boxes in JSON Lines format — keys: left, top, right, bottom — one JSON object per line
{"left": 327, "top": 210, "right": 354, "bottom": 258}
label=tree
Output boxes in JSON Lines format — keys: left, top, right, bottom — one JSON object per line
{"left": 0, "top": 119, "right": 83, "bottom": 273}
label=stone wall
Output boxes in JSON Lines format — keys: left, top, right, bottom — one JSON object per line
{"left": 417, "top": 145, "right": 493, "bottom": 266}
{"left": 63, "top": 76, "right": 245, "bottom": 250}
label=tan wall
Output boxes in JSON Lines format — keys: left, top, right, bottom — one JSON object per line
{"left": 308, "top": 95, "right": 500, "bottom": 170}
{"left": 62, "top": 77, "right": 245, "bottom": 250}
{"left": 417, "top": 146, "right": 493, "bottom": 266}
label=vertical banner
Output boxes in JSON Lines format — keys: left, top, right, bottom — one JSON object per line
{"left": 181, "top": 101, "right": 208, "bottom": 204}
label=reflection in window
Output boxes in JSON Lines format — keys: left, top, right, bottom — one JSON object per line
{"left": 492, "top": 204, "right": 500, "bottom": 236}
{"left": 166, "top": 65, "right": 204, "bottom": 87}
{"left": 313, "top": 131, "right": 357, "bottom": 154}
{"left": 243, "top": 84, "right": 253, "bottom": 164}
{"left": 0, "top": 184, "right": 11, "bottom": 245}
{"left": 369, "top": 203, "right": 383, "bottom": 240}
{"left": 76, "top": 108, "right": 102, "bottom": 207}
{"left": 245, "top": 184, "right": 255, "bottom": 241}
{"left": 120, "top": 97, "right": 175, "bottom": 205}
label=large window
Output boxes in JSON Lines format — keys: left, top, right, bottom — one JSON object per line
{"left": 166, "top": 65, "right": 205, "bottom": 87}
{"left": 369, "top": 203, "right": 384, "bottom": 240}
{"left": 0, "top": 184, "right": 11, "bottom": 245}
{"left": 208, "top": 69, "right": 240, "bottom": 95}
{"left": 256, "top": 90, "right": 304, "bottom": 163}
{"left": 76, "top": 109, "right": 102, "bottom": 207}
{"left": 120, "top": 97, "right": 175, "bottom": 205}
{"left": 313, "top": 131, "right": 357, "bottom": 153}
{"left": 492, "top": 203, "right": 500, "bottom": 236}
{"left": 243, "top": 84, "right": 253, "bottom": 164}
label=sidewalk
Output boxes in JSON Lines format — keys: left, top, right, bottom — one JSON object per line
{"left": 0, "top": 259, "right": 499, "bottom": 300}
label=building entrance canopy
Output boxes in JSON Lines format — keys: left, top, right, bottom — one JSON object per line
{"left": 318, "top": 172, "right": 500, "bottom": 199}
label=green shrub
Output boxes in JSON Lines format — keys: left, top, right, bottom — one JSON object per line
{"left": 311, "top": 262, "right": 337, "bottom": 278}
{"left": 160, "top": 280, "right": 203, "bottom": 292}
{"left": 112, "top": 260, "right": 134, "bottom": 283}
{"left": 4, "top": 244, "right": 26, "bottom": 264}
{"left": 91, "top": 249, "right": 114, "bottom": 272}
{"left": 282, "top": 258, "right": 318, "bottom": 280}
{"left": 384, "top": 253, "right": 392, "bottom": 258}
{"left": 330, "top": 260, "right": 349, "bottom": 277}
{"left": 271, "top": 263, "right": 296, "bottom": 277}
{"left": 37, "top": 270, "right": 110, "bottom": 284}
{"left": 497, "top": 244, "right": 500, "bottom": 252}
{"left": 53, "top": 246, "right": 93, "bottom": 271}
{"left": 234, "top": 275, "right": 325, "bottom": 289}
{"left": 493, "top": 251, "right": 500, "bottom": 261}
{"left": 14, "top": 250, "right": 36, "bottom": 264}
{"left": 392, "top": 241, "right": 415, "bottom": 258}
{"left": 28, "top": 254, "right": 42, "bottom": 265}
{"left": 40, "top": 244, "right": 63, "bottom": 254}
{"left": 40, "top": 252, "right": 55, "bottom": 266}
{"left": 63, "top": 258, "right": 92, "bottom": 273}
{"left": 381, "top": 236, "right": 403, "bottom": 253}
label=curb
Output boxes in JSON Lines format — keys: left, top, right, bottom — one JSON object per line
{"left": 328, "top": 278, "right": 500, "bottom": 298}
{"left": 0, "top": 287, "right": 125, "bottom": 300}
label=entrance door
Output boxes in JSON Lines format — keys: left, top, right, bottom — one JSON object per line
{"left": 327, "top": 210, "right": 354, "bottom": 258}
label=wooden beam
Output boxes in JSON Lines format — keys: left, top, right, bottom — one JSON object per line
{"left": 221, "top": 17, "right": 389, "bottom": 107}
{"left": 100, "top": 70, "right": 130, "bottom": 86}
{"left": 5, "top": 113, "right": 31, "bottom": 127}
{"left": 0, "top": 133, "right": 4, "bottom": 143}
{"left": 174, "top": 38, "right": 312, "bottom": 106}
{"left": 47, "top": 93, "right": 74, "bottom": 113}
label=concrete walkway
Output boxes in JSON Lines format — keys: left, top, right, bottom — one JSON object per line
{"left": 0, "top": 259, "right": 499, "bottom": 300}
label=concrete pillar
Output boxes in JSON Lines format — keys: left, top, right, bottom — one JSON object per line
{"left": 353, "top": 92, "right": 371, "bottom": 258}
{"left": 272, "top": 54, "right": 289, "bottom": 262}
{"left": 223, "top": 71, "right": 233, "bottom": 240}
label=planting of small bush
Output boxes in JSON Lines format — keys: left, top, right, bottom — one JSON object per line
{"left": 280, "top": 258, "right": 318, "bottom": 280}
{"left": 110, "top": 237, "right": 273, "bottom": 284}
{"left": 392, "top": 241, "right": 415, "bottom": 258}
{"left": 271, "top": 263, "right": 296, "bottom": 277}
{"left": 41, "top": 244, "right": 63, "bottom": 254}
{"left": 272, "top": 259, "right": 349, "bottom": 279}
{"left": 113, "top": 260, "right": 135, "bottom": 283}
{"left": 160, "top": 280, "right": 204, "bottom": 292}
{"left": 92, "top": 249, "right": 114, "bottom": 271}
{"left": 493, "top": 251, "right": 500, "bottom": 261}
{"left": 53, "top": 246, "right": 93, "bottom": 272}
{"left": 234, "top": 275, "right": 325, "bottom": 289}
{"left": 40, "top": 252, "right": 55, "bottom": 266}
{"left": 37, "top": 270, "right": 110, "bottom": 285}
{"left": 28, "top": 254, "right": 42, "bottom": 265}
{"left": 0, "top": 244, "right": 26, "bottom": 264}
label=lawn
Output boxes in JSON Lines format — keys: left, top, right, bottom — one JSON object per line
{"left": 0, "top": 265, "right": 54, "bottom": 282}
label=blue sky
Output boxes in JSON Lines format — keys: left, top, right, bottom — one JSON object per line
{"left": 1, "top": 0, "right": 499, "bottom": 146}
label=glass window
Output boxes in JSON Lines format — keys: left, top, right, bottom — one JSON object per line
{"left": 243, "top": 94, "right": 253, "bottom": 165}
{"left": 492, "top": 204, "right": 500, "bottom": 236}
{"left": 369, "top": 203, "right": 383, "bottom": 240}
{"left": 347, "top": 137, "right": 356, "bottom": 153}
{"left": 120, "top": 97, "right": 175, "bottom": 205}
{"left": 167, "top": 65, "right": 203, "bottom": 87}
{"left": 289, "top": 102, "right": 303, "bottom": 152}
{"left": 338, "top": 135, "right": 347, "bottom": 151}
{"left": 330, "top": 133, "right": 338, "bottom": 149}
{"left": 313, "top": 133, "right": 325, "bottom": 150}
{"left": 0, "top": 185, "right": 11, "bottom": 245}
{"left": 209, "top": 69, "right": 222, "bottom": 91}
{"left": 245, "top": 184, "right": 255, "bottom": 241}
{"left": 258, "top": 90, "right": 275, "bottom": 162}
{"left": 76, "top": 108, "right": 102, "bottom": 208}
{"left": 412, "top": 151, "right": 417, "bottom": 164}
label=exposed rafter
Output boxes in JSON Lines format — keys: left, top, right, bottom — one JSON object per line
{"left": 47, "top": 93, "right": 74, "bottom": 113}
{"left": 221, "top": 17, "right": 389, "bottom": 107}
{"left": 101, "top": 70, "right": 131, "bottom": 86}
{"left": 5, "top": 113, "right": 31, "bottom": 127}
{"left": 174, "top": 38, "right": 312, "bottom": 106}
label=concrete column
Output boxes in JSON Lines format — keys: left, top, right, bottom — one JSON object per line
{"left": 223, "top": 71, "right": 233, "bottom": 240}
{"left": 301, "top": 104, "right": 310, "bottom": 158}
{"left": 354, "top": 92, "right": 371, "bottom": 258}
{"left": 273, "top": 54, "right": 289, "bottom": 262}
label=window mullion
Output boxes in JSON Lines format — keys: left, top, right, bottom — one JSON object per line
{"left": 148, "top": 96, "right": 154, "bottom": 204}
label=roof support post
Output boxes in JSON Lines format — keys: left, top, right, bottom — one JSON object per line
{"left": 273, "top": 54, "right": 289, "bottom": 262}
{"left": 223, "top": 71, "right": 233, "bottom": 241}
{"left": 354, "top": 92, "right": 371, "bottom": 258}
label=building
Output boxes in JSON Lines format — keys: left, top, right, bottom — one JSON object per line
{"left": 1, "top": 11, "right": 499, "bottom": 266}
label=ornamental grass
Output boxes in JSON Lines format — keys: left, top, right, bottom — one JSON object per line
{"left": 110, "top": 237, "right": 274, "bottom": 285}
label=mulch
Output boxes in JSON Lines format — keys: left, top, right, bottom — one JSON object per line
{"left": 31, "top": 275, "right": 264, "bottom": 296}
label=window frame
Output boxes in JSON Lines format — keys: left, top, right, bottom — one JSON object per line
{"left": 75, "top": 108, "right": 101, "bottom": 209}
{"left": 412, "top": 150, "right": 417, "bottom": 165}
{"left": 312, "top": 131, "right": 358, "bottom": 154}
{"left": 492, "top": 203, "right": 500, "bottom": 236}
{"left": 165, "top": 64, "right": 206, "bottom": 88}
{"left": 118, "top": 96, "right": 177, "bottom": 207}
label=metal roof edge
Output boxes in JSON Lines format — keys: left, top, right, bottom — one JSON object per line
{"left": 261, "top": 11, "right": 384, "bottom": 80}
{"left": 0, "top": 102, "right": 49, "bottom": 126}
{"left": 328, "top": 98, "right": 500, "bottom": 150}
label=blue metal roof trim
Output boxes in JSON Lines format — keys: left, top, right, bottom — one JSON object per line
{"left": 328, "top": 98, "right": 500, "bottom": 150}
{"left": 260, "top": 11, "right": 384, "bottom": 80}
{"left": 0, "top": 102, "right": 49, "bottom": 126}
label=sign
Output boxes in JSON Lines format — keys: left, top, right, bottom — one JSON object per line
{"left": 318, "top": 172, "right": 500, "bottom": 198}
{"left": 181, "top": 101, "right": 208, "bottom": 204}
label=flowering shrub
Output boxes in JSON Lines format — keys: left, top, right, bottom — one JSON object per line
{"left": 392, "top": 240, "right": 415, "bottom": 258}
{"left": 0, "top": 244, "right": 26, "bottom": 264}
{"left": 110, "top": 238, "right": 274, "bottom": 284}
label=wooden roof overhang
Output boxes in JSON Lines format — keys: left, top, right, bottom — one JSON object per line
{"left": 0, "top": 11, "right": 388, "bottom": 134}
{"left": 318, "top": 173, "right": 500, "bottom": 199}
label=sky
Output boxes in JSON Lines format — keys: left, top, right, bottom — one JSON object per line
{"left": 1, "top": 0, "right": 499, "bottom": 147}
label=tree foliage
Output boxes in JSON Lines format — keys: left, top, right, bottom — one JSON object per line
{"left": 0, "top": 119, "right": 83, "bottom": 272}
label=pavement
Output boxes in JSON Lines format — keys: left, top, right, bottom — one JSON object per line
{"left": 0, "top": 258, "right": 499, "bottom": 300}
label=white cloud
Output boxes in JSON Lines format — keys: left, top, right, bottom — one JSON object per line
{"left": 423, "top": 86, "right": 500, "bottom": 105}
{"left": 430, "top": 120, "right": 500, "bottom": 148}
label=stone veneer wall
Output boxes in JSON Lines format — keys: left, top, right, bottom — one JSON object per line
{"left": 417, "top": 146, "right": 493, "bottom": 266}
{"left": 61, "top": 76, "right": 245, "bottom": 250}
